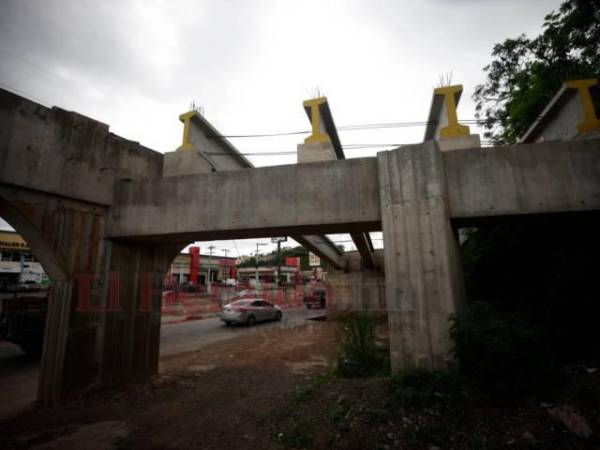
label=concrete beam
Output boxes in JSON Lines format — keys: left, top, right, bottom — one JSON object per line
{"left": 445, "top": 139, "right": 600, "bottom": 223}
{"left": 109, "top": 139, "right": 600, "bottom": 241}
{"left": 520, "top": 78, "right": 600, "bottom": 143}
{"left": 0, "top": 88, "right": 163, "bottom": 206}
{"left": 349, "top": 232, "right": 376, "bottom": 269}
{"left": 292, "top": 234, "right": 344, "bottom": 270}
{"left": 301, "top": 96, "right": 375, "bottom": 266}
{"left": 109, "top": 157, "right": 382, "bottom": 241}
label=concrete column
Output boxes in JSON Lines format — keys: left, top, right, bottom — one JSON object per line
{"left": 100, "top": 242, "right": 180, "bottom": 387}
{"left": 38, "top": 279, "right": 73, "bottom": 404}
{"left": 377, "top": 141, "right": 464, "bottom": 371}
{"left": 297, "top": 142, "right": 336, "bottom": 163}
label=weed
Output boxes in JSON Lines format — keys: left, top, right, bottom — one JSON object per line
{"left": 337, "top": 312, "right": 384, "bottom": 377}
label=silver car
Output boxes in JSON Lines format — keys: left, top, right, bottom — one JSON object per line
{"left": 220, "top": 299, "right": 282, "bottom": 326}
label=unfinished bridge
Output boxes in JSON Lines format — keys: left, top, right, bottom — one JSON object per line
{"left": 0, "top": 78, "right": 599, "bottom": 404}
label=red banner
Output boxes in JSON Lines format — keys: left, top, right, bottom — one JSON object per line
{"left": 189, "top": 246, "right": 200, "bottom": 286}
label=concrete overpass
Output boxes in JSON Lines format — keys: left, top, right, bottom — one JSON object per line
{"left": 110, "top": 139, "right": 600, "bottom": 240}
{"left": 1, "top": 87, "right": 599, "bottom": 403}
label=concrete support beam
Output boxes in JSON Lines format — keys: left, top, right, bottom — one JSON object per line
{"left": 378, "top": 141, "right": 464, "bottom": 371}
{"left": 349, "top": 232, "right": 376, "bottom": 269}
{"left": 300, "top": 97, "right": 375, "bottom": 267}
{"left": 445, "top": 139, "right": 600, "bottom": 222}
{"left": 297, "top": 142, "right": 337, "bottom": 163}
{"left": 109, "top": 158, "right": 382, "bottom": 241}
{"left": 292, "top": 234, "right": 344, "bottom": 270}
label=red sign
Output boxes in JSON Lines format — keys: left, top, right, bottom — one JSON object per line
{"left": 189, "top": 246, "right": 200, "bottom": 286}
{"left": 285, "top": 256, "right": 301, "bottom": 268}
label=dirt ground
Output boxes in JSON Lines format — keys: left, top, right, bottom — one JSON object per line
{"left": 0, "top": 320, "right": 339, "bottom": 450}
{"left": 1, "top": 318, "right": 599, "bottom": 450}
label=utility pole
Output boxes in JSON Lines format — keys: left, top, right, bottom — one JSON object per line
{"left": 207, "top": 245, "right": 215, "bottom": 295}
{"left": 270, "top": 237, "right": 287, "bottom": 286}
{"left": 276, "top": 240, "right": 282, "bottom": 286}
{"left": 222, "top": 248, "right": 230, "bottom": 280}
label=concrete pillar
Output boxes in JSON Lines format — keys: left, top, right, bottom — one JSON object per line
{"left": 297, "top": 142, "right": 336, "bottom": 163}
{"left": 100, "top": 241, "right": 180, "bottom": 387}
{"left": 377, "top": 141, "right": 464, "bottom": 371}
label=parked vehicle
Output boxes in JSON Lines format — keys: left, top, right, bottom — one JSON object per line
{"left": 304, "top": 287, "right": 326, "bottom": 309}
{"left": 221, "top": 278, "right": 238, "bottom": 287}
{"left": 0, "top": 295, "right": 48, "bottom": 354}
{"left": 220, "top": 299, "right": 282, "bottom": 326}
{"left": 232, "top": 289, "right": 258, "bottom": 300}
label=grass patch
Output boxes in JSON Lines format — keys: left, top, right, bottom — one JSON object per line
{"left": 337, "top": 312, "right": 386, "bottom": 377}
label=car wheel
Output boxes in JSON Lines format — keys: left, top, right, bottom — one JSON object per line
{"left": 224, "top": 321, "right": 232, "bottom": 326}
{"left": 307, "top": 304, "right": 311, "bottom": 309}
{"left": 247, "top": 315, "right": 256, "bottom": 326}
{"left": 275, "top": 310, "right": 282, "bottom": 321}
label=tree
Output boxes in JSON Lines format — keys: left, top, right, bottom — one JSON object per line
{"left": 473, "top": 0, "right": 600, "bottom": 144}
{"left": 458, "top": 1, "right": 600, "bottom": 381}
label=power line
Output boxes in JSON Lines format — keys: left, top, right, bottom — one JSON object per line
{"left": 0, "top": 49, "right": 541, "bottom": 150}
{"left": 203, "top": 143, "right": 408, "bottom": 157}
{"left": 206, "top": 119, "right": 504, "bottom": 140}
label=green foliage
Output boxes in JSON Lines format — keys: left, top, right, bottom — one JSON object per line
{"left": 236, "top": 256, "right": 257, "bottom": 268}
{"left": 237, "top": 245, "right": 331, "bottom": 270}
{"left": 337, "top": 312, "right": 383, "bottom": 377}
{"left": 449, "top": 302, "right": 560, "bottom": 397}
{"left": 460, "top": 216, "right": 600, "bottom": 364}
{"left": 474, "top": 0, "right": 600, "bottom": 144}
{"left": 390, "top": 368, "right": 461, "bottom": 408}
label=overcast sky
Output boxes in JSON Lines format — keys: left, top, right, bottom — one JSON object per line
{"left": 0, "top": 0, "right": 562, "bottom": 258}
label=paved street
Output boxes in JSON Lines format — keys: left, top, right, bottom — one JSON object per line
{"left": 0, "top": 305, "right": 325, "bottom": 419}
{"left": 0, "top": 341, "right": 38, "bottom": 420}
{"left": 160, "top": 306, "right": 324, "bottom": 357}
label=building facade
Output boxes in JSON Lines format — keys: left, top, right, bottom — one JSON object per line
{"left": 0, "top": 230, "right": 48, "bottom": 289}
{"left": 164, "top": 251, "right": 237, "bottom": 288}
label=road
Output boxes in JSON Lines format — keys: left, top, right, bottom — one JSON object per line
{"left": 0, "top": 305, "right": 325, "bottom": 419}
{"left": 0, "top": 341, "right": 38, "bottom": 420}
{"left": 159, "top": 306, "right": 324, "bottom": 357}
